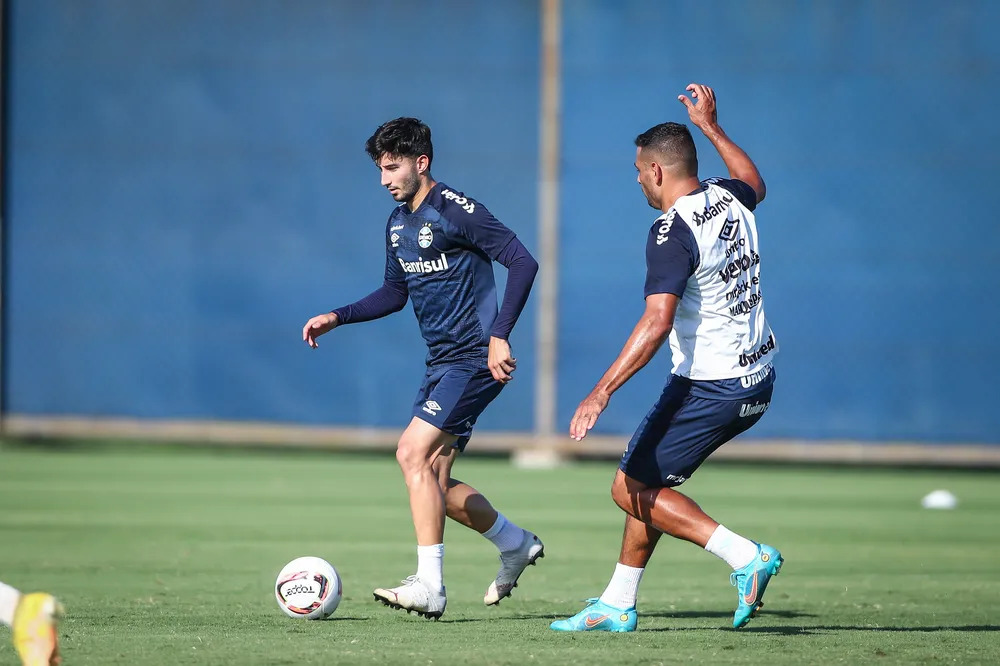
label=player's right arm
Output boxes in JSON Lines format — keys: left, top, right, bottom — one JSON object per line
{"left": 569, "top": 293, "right": 678, "bottom": 440}
{"left": 302, "top": 243, "right": 409, "bottom": 349}
{"left": 678, "top": 83, "right": 766, "bottom": 204}
{"left": 569, "top": 214, "right": 698, "bottom": 440}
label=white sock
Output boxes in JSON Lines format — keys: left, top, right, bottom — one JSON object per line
{"left": 598, "top": 563, "right": 644, "bottom": 610}
{"left": 482, "top": 513, "right": 526, "bottom": 553}
{"left": 705, "top": 525, "right": 758, "bottom": 570}
{"left": 416, "top": 544, "right": 444, "bottom": 591}
{"left": 0, "top": 582, "right": 21, "bottom": 627}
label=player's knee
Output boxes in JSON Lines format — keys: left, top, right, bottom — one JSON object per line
{"left": 610, "top": 472, "right": 644, "bottom": 516}
{"left": 395, "top": 437, "right": 422, "bottom": 473}
{"left": 611, "top": 477, "right": 631, "bottom": 512}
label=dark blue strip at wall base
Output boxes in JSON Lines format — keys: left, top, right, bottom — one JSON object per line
{"left": 6, "top": 1, "right": 999, "bottom": 443}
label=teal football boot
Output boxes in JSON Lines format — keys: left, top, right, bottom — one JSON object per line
{"left": 731, "top": 543, "right": 783, "bottom": 629}
{"left": 550, "top": 598, "right": 637, "bottom": 632}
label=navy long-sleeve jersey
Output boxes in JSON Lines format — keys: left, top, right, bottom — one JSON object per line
{"left": 370, "top": 182, "right": 527, "bottom": 367}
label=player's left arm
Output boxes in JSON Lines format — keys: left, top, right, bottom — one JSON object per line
{"left": 569, "top": 294, "right": 678, "bottom": 441}
{"left": 488, "top": 237, "right": 538, "bottom": 382}
{"left": 678, "top": 83, "right": 766, "bottom": 205}
{"left": 453, "top": 202, "right": 539, "bottom": 384}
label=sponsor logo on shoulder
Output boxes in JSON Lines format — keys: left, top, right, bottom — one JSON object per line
{"left": 442, "top": 189, "right": 476, "bottom": 214}
{"left": 656, "top": 210, "right": 677, "bottom": 245}
{"left": 390, "top": 224, "right": 405, "bottom": 231}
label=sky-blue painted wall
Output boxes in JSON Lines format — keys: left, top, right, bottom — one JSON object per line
{"left": 6, "top": 1, "right": 998, "bottom": 443}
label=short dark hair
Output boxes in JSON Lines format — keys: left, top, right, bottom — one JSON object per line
{"left": 635, "top": 122, "right": 697, "bottom": 176}
{"left": 365, "top": 117, "right": 433, "bottom": 165}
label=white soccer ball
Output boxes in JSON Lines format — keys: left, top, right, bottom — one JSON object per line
{"left": 274, "top": 556, "right": 342, "bottom": 620}
{"left": 921, "top": 489, "right": 958, "bottom": 510}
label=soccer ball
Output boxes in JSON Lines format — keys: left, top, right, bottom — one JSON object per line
{"left": 274, "top": 556, "right": 342, "bottom": 620}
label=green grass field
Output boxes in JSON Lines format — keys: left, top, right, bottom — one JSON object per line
{"left": 1, "top": 441, "right": 998, "bottom": 665}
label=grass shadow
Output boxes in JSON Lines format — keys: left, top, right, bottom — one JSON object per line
{"left": 752, "top": 625, "right": 1000, "bottom": 634}
{"left": 645, "top": 624, "right": 1000, "bottom": 635}
{"left": 642, "top": 609, "right": 816, "bottom": 620}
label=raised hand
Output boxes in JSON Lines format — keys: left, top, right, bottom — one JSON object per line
{"left": 677, "top": 83, "right": 718, "bottom": 132}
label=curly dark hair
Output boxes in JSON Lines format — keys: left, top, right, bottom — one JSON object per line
{"left": 365, "top": 117, "right": 433, "bottom": 166}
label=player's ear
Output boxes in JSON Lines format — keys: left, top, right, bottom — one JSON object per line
{"left": 416, "top": 154, "right": 430, "bottom": 175}
{"left": 652, "top": 162, "right": 663, "bottom": 186}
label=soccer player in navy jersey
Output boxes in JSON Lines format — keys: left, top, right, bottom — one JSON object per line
{"left": 550, "top": 84, "right": 782, "bottom": 632}
{"left": 302, "top": 118, "right": 542, "bottom": 619}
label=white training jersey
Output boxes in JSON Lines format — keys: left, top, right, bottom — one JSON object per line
{"left": 644, "top": 178, "right": 777, "bottom": 380}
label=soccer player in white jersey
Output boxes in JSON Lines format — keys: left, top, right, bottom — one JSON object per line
{"left": 0, "top": 581, "right": 61, "bottom": 665}
{"left": 551, "top": 84, "right": 782, "bottom": 632}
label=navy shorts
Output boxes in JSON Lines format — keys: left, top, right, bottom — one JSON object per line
{"left": 411, "top": 364, "right": 504, "bottom": 451}
{"left": 619, "top": 372, "right": 774, "bottom": 487}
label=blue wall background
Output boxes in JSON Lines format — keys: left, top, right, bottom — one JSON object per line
{"left": 557, "top": 0, "right": 1000, "bottom": 442}
{"left": 4, "top": 0, "right": 540, "bottom": 432}
{"left": 5, "top": 1, "right": 999, "bottom": 443}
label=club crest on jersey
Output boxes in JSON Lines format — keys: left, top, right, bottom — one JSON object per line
{"left": 418, "top": 224, "right": 434, "bottom": 249}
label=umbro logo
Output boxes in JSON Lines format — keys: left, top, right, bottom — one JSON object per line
{"left": 422, "top": 400, "right": 442, "bottom": 416}
{"left": 718, "top": 216, "right": 740, "bottom": 241}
